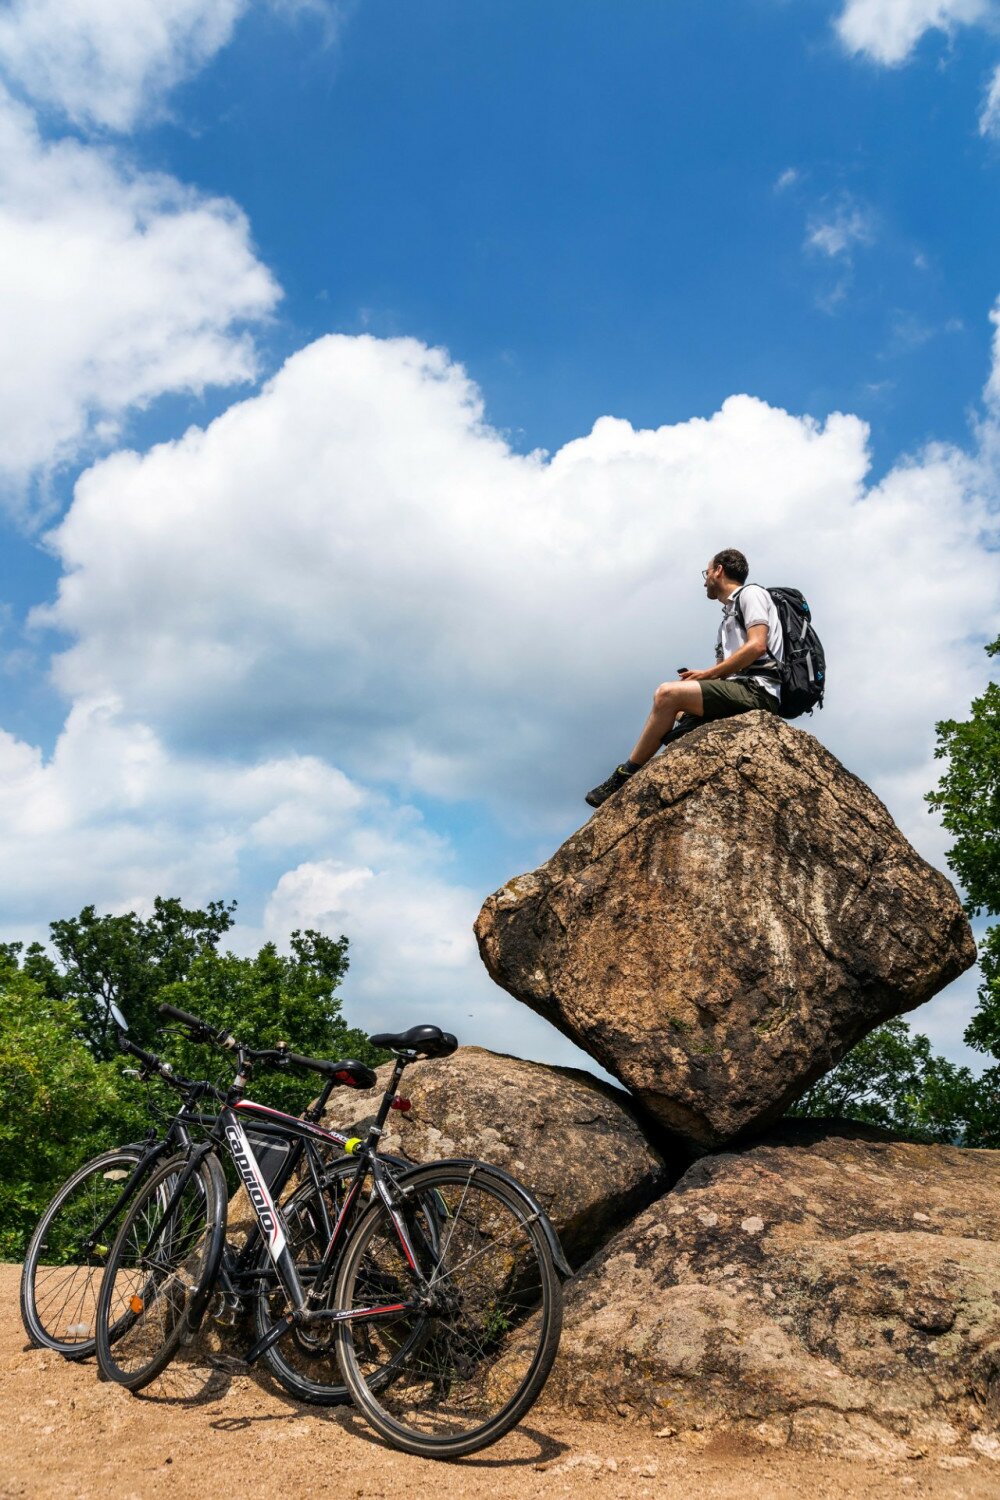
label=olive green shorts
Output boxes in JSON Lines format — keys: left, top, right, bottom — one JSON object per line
{"left": 699, "top": 678, "right": 780, "bottom": 721}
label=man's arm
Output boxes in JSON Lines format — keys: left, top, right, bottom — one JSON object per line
{"left": 680, "top": 624, "right": 768, "bottom": 682}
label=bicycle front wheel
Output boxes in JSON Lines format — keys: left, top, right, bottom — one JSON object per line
{"left": 20, "top": 1148, "right": 145, "bottom": 1359}
{"left": 95, "top": 1153, "right": 227, "bottom": 1390}
{"left": 334, "top": 1162, "right": 562, "bottom": 1458}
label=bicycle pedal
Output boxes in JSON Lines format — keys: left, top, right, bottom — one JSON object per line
{"left": 210, "top": 1293, "right": 242, "bottom": 1328}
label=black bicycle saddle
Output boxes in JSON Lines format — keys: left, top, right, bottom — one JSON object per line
{"left": 368, "top": 1024, "right": 458, "bottom": 1058}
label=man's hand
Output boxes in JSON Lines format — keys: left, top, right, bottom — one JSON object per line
{"left": 683, "top": 625, "right": 768, "bottom": 682}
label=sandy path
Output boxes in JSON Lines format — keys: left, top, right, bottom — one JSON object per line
{"left": 1, "top": 1264, "right": 997, "bottom": 1499}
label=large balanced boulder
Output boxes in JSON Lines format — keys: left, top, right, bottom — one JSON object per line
{"left": 535, "top": 1122, "right": 1000, "bottom": 1460}
{"left": 475, "top": 713, "right": 975, "bottom": 1147}
{"left": 320, "top": 1044, "right": 673, "bottom": 1267}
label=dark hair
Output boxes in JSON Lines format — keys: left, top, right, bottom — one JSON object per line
{"left": 712, "top": 548, "right": 749, "bottom": 584}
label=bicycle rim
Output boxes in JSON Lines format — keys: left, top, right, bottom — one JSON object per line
{"left": 95, "top": 1153, "right": 226, "bottom": 1390}
{"left": 335, "top": 1163, "right": 562, "bottom": 1458}
{"left": 20, "top": 1149, "right": 144, "bottom": 1359}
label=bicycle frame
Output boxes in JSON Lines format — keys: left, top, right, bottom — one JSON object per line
{"left": 214, "top": 1056, "right": 432, "bottom": 1357}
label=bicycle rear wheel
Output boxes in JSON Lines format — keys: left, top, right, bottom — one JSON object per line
{"left": 334, "top": 1162, "right": 562, "bottom": 1458}
{"left": 95, "top": 1153, "right": 226, "bottom": 1390}
{"left": 20, "top": 1148, "right": 144, "bottom": 1359}
{"left": 254, "top": 1163, "right": 354, "bottom": 1405}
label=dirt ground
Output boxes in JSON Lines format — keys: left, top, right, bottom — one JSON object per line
{"left": 2, "top": 1265, "right": 999, "bottom": 1500}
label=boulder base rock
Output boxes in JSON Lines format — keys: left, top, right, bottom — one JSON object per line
{"left": 320, "top": 1045, "right": 673, "bottom": 1267}
{"left": 475, "top": 713, "right": 975, "bottom": 1146}
{"left": 535, "top": 1123, "right": 1000, "bottom": 1459}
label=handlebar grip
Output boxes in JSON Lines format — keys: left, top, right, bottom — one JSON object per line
{"left": 120, "top": 1036, "right": 166, "bottom": 1072}
{"left": 284, "top": 1050, "right": 320, "bottom": 1071}
{"left": 284, "top": 1052, "right": 377, "bottom": 1089}
{"left": 157, "top": 1002, "right": 232, "bottom": 1046}
{"left": 158, "top": 1001, "right": 209, "bottom": 1029}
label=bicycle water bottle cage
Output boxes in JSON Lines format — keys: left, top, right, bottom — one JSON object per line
{"left": 368, "top": 1024, "right": 458, "bottom": 1059}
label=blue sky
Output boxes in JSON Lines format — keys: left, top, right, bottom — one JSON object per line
{"left": 159, "top": 2, "right": 1000, "bottom": 468}
{"left": 0, "top": 0, "right": 997, "bottom": 1074}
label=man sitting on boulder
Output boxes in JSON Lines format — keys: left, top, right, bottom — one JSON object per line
{"left": 585, "top": 547, "right": 783, "bottom": 808}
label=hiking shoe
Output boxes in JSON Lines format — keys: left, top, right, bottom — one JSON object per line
{"left": 585, "top": 764, "right": 635, "bottom": 808}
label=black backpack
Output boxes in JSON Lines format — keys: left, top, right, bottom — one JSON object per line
{"left": 733, "top": 585, "right": 826, "bottom": 720}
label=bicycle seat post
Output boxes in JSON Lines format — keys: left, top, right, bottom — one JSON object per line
{"left": 363, "top": 1052, "right": 411, "bottom": 1154}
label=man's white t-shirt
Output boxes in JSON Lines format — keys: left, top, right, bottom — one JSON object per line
{"left": 716, "top": 585, "right": 784, "bottom": 700}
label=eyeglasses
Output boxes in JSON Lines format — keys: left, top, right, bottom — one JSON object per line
{"left": 701, "top": 568, "right": 710, "bottom": 580}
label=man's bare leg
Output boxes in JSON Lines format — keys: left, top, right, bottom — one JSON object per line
{"left": 586, "top": 681, "right": 705, "bottom": 808}
{"left": 629, "top": 681, "right": 705, "bottom": 766}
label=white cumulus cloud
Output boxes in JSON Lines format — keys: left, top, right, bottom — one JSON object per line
{"left": 835, "top": 0, "right": 992, "bottom": 65}
{"left": 0, "top": 87, "right": 279, "bottom": 512}
{"left": 0, "top": 0, "right": 339, "bottom": 133}
{"left": 35, "top": 329, "right": 1000, "bottom": 860}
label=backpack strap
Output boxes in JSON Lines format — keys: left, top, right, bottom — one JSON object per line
{"left": 729, "top": 584, "right": 781, "bottom": 680}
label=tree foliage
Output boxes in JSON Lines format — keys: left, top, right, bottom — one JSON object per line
{"left": 788, "top": 635, "right": 1000, "bottom": 1145}
{"left": 0, "top": 899, "right": 380, "bottom": 1259}
{"left": 27, "top": 896, "right": 237, "bottom": 1060}
{"left": 926, "top": 635, "right": 1000, "bottom": 919}
{"left": 0, "top": 960, "right": 144, "bottom": 1258}
{"left": 787, "top": 1019, "right": 986, "bottom": 1143}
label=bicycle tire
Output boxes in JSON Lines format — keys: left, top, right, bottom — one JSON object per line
{"left": 255, "top": 1159, "right": 435, "bottom": 1406}
{"left": 20, "top": 1147, "right": 145, "bottom": 1359}
{"left": 95, "top": 1152, "right": 227, "bottom": 1390}
{"left": 334, "top": 1161, "right": 562, "bottom": 1458}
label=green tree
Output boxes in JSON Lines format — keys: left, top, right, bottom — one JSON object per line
{"left": 926, "top": 635, "right": 1000, "bottom": 917}
{"left": 926, "top": 633, "right": 1000, "bottom": 1145}
{"left": 32, "top": 897, "right": 236, "bottom": 1059}
{"left": 788, "top": 1018, "right": 984, "bottom": 1143}
{"left": 0, "top": 958, "right": 144, "bottom": 1259}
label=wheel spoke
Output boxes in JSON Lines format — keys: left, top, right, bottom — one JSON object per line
{"left": 336, "top": 1166, "right": 560, "bottom": 1454}
{"left": 22, "top": 1151, "right": 142, "bottom": 1354}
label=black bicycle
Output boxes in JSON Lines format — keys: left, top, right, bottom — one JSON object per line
{"left": 94, "top": 1007, "right": 568, "bottom": 1458}
{"left": 20, "top": 1002, "right": 370, "bottom": 1387}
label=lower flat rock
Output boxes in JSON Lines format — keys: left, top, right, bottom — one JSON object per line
{"left": 533, "top": 1122, "right": 1000, "bottom": 1459}
{"left": 320, "top": 1044, "right": 673, "bottom": 1267}
{"left": 475, "top": 713, "right": 976, "bottom": 1146}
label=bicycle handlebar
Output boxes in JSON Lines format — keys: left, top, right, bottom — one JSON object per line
{"left": 155, "top": 1003, "right": 375, "bottom": 1088}
{"left": 119, "top": 1034, "right": 168, "bottom": 1073}
{"left": 118, "top": 1032, "right": 218, "bottom": 1098}
{"left": 157, "top": 1002, "right": 235, "bottom": 1048}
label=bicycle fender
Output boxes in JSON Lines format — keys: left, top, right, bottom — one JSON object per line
{"left": 393, "top": 1157, "right": 574, "bottom": 1280}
